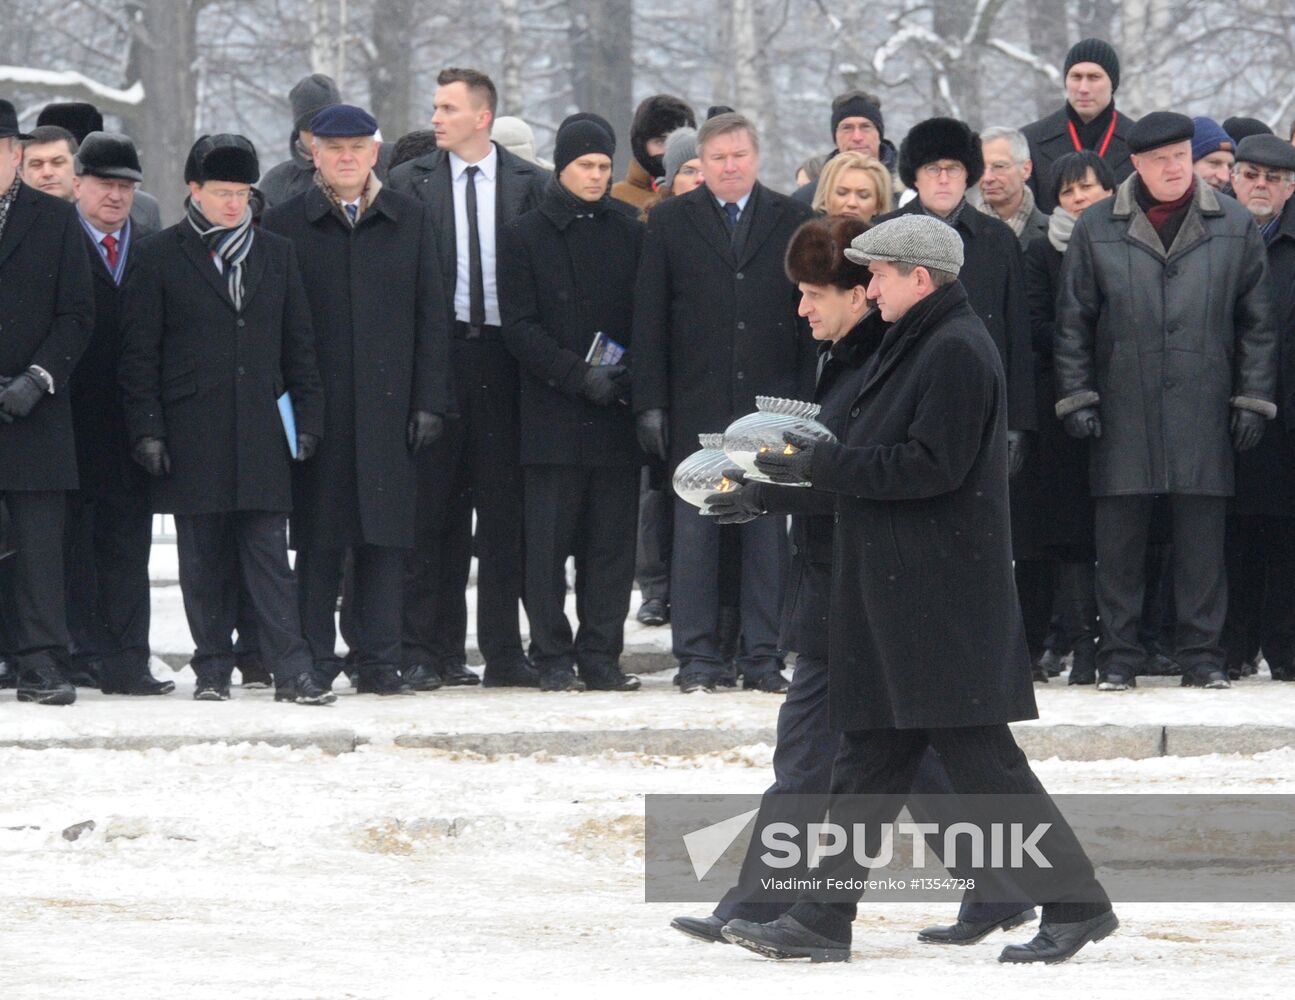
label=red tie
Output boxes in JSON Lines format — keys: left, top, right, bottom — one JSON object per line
{"left": 101, "top": 233, "right": 118, "bottom": 270}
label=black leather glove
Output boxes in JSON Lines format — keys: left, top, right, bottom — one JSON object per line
{"left": 1006, "top": 430, "right": 1028, "bottom": 478}
{"left": 1231, "top": 409, "right": 1266, "bottom": 452}
{"left": 0, "top": 373, "right": 45, "bottom": 421}
{"left": 754, "top": 431, "right": 817, "bottom": 485}
{"left": 581, "top": 364, "right": 630, "bottom": 407}
{"left": 295, "top": 432, "right": 319, "bottom": 462}
{"left": 1062, "top": 407, "right": 1102, "bottom": 440}
{"left": 132, "top": 437, "right": 171, "bottom": 477}
{"left": 407, "top": 411, "right": 444, "bottom": 452}
{"left": 636, "top": 408, "right": 668, "bottom": 461}
{"left": 703, "top": 468, "right": 766, "bottom": 524}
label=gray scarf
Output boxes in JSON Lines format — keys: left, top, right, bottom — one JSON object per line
{"left": 0, "top": 173, "right": 21, "bottom": 243}
{"left": 1048, "top": 207, "right": 1078, "bottom": 253}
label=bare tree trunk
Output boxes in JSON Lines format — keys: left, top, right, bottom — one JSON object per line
{"left": 1120, "top": 0, "right": 1173, "bottom": 117}
{"left": 931, "top": 0, "right": 981, "bottom": 123}
{"left": 1075, "top": 0, "right": 1119, "bottom": 44}
{"left": 731, "top": 0, "right": 763, "bottom": 129}
{"left": 310, "top": 0, "right": 336, "bottom": 77}
{"left": 500, "top": 0, "right": 523, "bottom": 116}
{"left": 568, "top": 0, "right": 634, "bottom": 175}
{"left": 123, "top": 0, "right": 201, "bottom": 225}
{"left": 368, "top": 0, "right": 414, "bottom": 139}
{"left": 1026, "top": 0, "right": 1070, "bottom": 117}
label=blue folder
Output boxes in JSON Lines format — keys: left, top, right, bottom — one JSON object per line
{"left": 278, "top": 392, "right": 297, "bottom": 459}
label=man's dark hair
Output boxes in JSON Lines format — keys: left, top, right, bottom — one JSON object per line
{"left": 390, "top": 129, "right": 439, "bottom": 169}
{"left": 892, "top": 260, "right": 958, "bottom": 288}
{"left": 1050, "top": 150, "right": 1115, "bottom": 206}
{"left": 21, "top": 125, "right": 77, "bottom": 153}
{"left": 437, "top": 67, "right": 498, "bottom": 116}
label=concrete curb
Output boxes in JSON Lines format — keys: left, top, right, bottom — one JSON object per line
{"left": 5, "top": 724, "right": 1291, "bottom": 759}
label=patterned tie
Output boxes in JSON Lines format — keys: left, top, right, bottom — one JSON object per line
{"left": 345, "top": 203, "right": 358, "bottom": 224}
{"left": 723, "top": 202, "right": 740, "bottom": 233}
{"left": 101, "top": 233, "right": 118, "bottom": 270}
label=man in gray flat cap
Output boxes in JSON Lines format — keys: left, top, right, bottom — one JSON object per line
{"left": 720, "top": 214, "right": 1117, "bottom": 966}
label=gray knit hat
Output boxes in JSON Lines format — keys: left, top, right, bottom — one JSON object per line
{"left": 843, "top": 215, "right": 964, "bottom": 276}
{"left": 662, "top": 127, "right": 698, "bottom": 190}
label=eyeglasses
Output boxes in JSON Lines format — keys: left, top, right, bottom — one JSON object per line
{"left": 1235, "top": 166, "right": 1293, "bottom": 185}
{"left": 920, "top": 163, "right": 966, "bottom": 179}
{"left": 676, "top": 166, "right": 701, "bottom": 179}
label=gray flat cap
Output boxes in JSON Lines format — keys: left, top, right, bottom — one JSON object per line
{"left": 1235, "top": 134, "right": 1295, "bottom": 173}
{"left": 843, "top": 214, "right": 964, "bottom": 276}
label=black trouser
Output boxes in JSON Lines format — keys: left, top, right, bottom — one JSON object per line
{"left": 670, "top": 496, "right": 785, "bottom": 681}
{"left": 715, "top": 655, "right": 1029, "bottom": 926}
{"left": 297, "top": 543, "right": 404, "bottom": 679}
{"left": 63, "top": 486, "right": 152, "bottom": 679}
{"left": 1223, "top": 514, "right": 1295, "bottom": 674}
{"left": 785, "top": 724, "right": 1110, "bottom": 944}
{"left": 1014, "top": 558, "right": 1054, "bottom": 660}
{"left": 175, "top": 511, "right": 312, "bottom": 685}
{"left": 0, "top": 490, "right": 68, "bottom": 671}
{"left": 1095, "top": 494, "right": 1227, "bottom": 678}
{"left": 635, "top": 464, "right": 672, "bottom": 603}
{"left": 523, "top": 465, "right": 638, "bottom": 676}
{"left": 404, "top": 335, "right": 525, "bottom": 670}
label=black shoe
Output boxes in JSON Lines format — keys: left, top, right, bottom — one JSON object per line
{"left": 401, "top": 662, "right": 444, "bottom": 692}
{"left": 670, "top": 914, "right": 730, "bottom": 944}
{"left": 15, "top": 662, "right": 76, "bottom": 705}
{"left": 679, "top": 672, "right": 717, "bottom": 694}
{"left": 1068, "top": 637, "right": 1097, "bottom": 685}
{"left": 743, "top": 671, "right": 790, "bottom": 693}
{"left": 636, "top": 597, "right": 669, "bottom": 626}
{"left": 721, "top": 915, "right": 850, "bottom": 963}
{"left": 65, "top": 660, "right": 102, "bottom": 688}
{"left": 1181, "top": 665, "right": 1231, "bottom": 689}
{"left": 1031, "top": 659, "right": 1050, "bottom": 683}
{"left": 1145, "top": 653, "right": 1181, "bottom": 677}
{"left": 101, "top": 666, "right": 176, "bottom": 696}
{"left": 998, "top": 909, "right": 1118, "bottom": 964}
{"left": 580, "top": 664, "right": 641, "bottom": 691}
{"left": 193, "top": 675, "right": 231, "bottom": 701}
{"left": 1096, "top": 670, "right": 1135, "bottom": 692}
{"left": 539, "top": 667, "right": 585, "bottom": 692}
{"left": 482, "top": 659, "right": 541, "bottom": 688}
{"left": 918, "top": 907, "right": 1036, "bottom": 945}
{"left": 1037, "top": 649, "right": 1065, "bottom": 678}
{"left": 439, "top": 661, "right": 481, "bottom": 686}
{"left": 356, "top": 664, "right": 415, "bottom": 696}
{"left": 275, "top": 670, "right": 338, "bottom": 705}
{"left": 237, "top": 660, "right": 273, "bottom": 689}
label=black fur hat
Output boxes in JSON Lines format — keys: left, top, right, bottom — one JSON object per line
{"left": 630, "top": 94, "right": 696, "bottom": 178}
{"left": 36, "top": 102, "right": 104, "bottom": 143}
{"left": 76, "top": 131, "right": 143, "bottom": 182}
{"left": 899, "top": 117, "right": 983, "bottom": 189}
{"left": 785, "top": 216, "right": 872, "bottom": 290}
{"left": 184, "top": 134, "right": 260, "bottom": 185}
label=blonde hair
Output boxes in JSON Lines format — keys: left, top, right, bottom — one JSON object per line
{"left": 812, "top": 152, "right": 893, "bottom": 217}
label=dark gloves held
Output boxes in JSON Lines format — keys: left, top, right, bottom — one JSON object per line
{"left": 407, "top": 410, "right": 444, "bottom": 452}
{"left": 582, "top": 364, "right": 631, "bottom": 407}
{"left": 0, "top": 373, "right": 45, "bottom": 422}
{"left": 132, "top": 437, "right": 171, "bottom": 477}
{"left": 1231, "top": 409, "right": 1266, "bottom": 452}
{"left": 295, "top": 432, "right": 319, "bottom": 462}
{"left": 1006, "top": 430, "right": 1028, "bottom": 478}
{"left": 703, "top": 468, "right": 765, "bottom": 524}
{"left": 1063, "top": 407, "right": 1102, "bottom": 440}
{"left": 753, "top": 431, "right": 817, "bottom": 485}
{"left": 636, "top": 407, "right": 668, "bottom": 461}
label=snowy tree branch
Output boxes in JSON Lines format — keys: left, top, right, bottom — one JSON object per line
{"left": 0, "top": 66, "right": 144, "bottom": 116}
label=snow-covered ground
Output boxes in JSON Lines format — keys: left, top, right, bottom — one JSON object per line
{"left": 2, "top": 743, "right": 1294, "bottom": 999}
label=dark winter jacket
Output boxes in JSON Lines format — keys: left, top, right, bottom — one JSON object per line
{"left": 119, "top": 221, "right": 324, "bottom": 515}
{"left": 1021, "top": 104, "right": 1138, "bottom": 214}
{"left": 499, "top": 181, "right": 644, "bottom": 467}
{"left": 0, "top": 185, "right": 94, "bottom": 492}
{"left": 632, "top": 182, "right": 817, "bottom": 467}
{"left": 1055, "top": 175, "right": 1276, "bottom": 497}
{"left": 804, "top": 282, "right": 1037, "bottom": 731}
{"left": 791, "top": 139, "right": 901, "bottom": 205}
{"left": 877, "top": 199, "right": 1036, "bottom": 433}
{"left": 261, "top": 182, "right": 452, "bottom": 549}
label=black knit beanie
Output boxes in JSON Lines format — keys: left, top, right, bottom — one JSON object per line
{"left": 554, "top": 119, "right": 615, "bottom": 174}
{"left": 830, "top": 93, "right": 884, "bottom": 143}
{"left": 1065, "top": 38, "right": 1120, "bottom": 93}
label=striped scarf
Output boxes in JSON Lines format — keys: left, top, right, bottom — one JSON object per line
{"left": 186, "top": 199, "right": 254, "bottom": 310}
{"left": 0, "top": 173, "right": 21, "bottom": 243}
{"left": 313, "top": 169, "right": 381, "bottom": 228}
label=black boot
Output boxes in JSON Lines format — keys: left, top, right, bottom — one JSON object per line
{"left": 539, "top": 667, "right": 585, "bottom": 692}
{"left": 101, "top": 662, "right": 175, "bottom": 696}
{"left": 15, "top": 661, "right": 76, "bottom": 705}
{"left": 721, "top": 915, "right": 850, "bottom": 962}
{"left": 356, "top": 664, "right": 415, "bottom": 695}
{"left": 1068, "top": 636, "right": 1097, "bottom": 685}
{"left": 482, "top": 657, "right": 541, "bottom": 688}
{"left": 1053, "top": 561, "right": 1098, "bottom": 684}
{"left": 439, "top": 660, "right": 481, "bottom": 686}
{"left": 998, "top": 909, "right": 1118, "bottom": 964}
{"left": 580, "top": 663, "right": 641, "bottom": 691}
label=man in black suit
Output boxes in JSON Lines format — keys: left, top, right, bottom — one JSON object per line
{"left": 387, "top": 68, "right": 548, "bottom": 689}
{"left": 633, "top": 112, "right": 816, "bottom": 694}
{"left": 262, "top": 104, "right": 452, "bottom": 697}
{"left": 119, "top": 134, "right": 332, "bottom": 706}
{"left": 66, "top": 131, "right": 172, "bottom": 696}
{"left": 0, "top": 98, "right": 95, "bottom": 706}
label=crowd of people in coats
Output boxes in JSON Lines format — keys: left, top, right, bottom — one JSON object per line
{"left": 0, "top": 34, "right": 1293, "bottom": 716}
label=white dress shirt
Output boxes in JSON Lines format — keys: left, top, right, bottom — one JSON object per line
{"left": 449, "top": 145, "right": 500, "bottom": 327}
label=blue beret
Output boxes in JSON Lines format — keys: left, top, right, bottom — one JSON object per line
{"left": 309, "top": 104, "right": 378, "bottom": 138}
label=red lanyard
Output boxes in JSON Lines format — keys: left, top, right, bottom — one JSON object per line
{"left": 1068, "top": 110, "right": 1118, "bottom": 157}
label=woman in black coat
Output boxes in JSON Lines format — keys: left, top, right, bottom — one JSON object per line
{"left": 1024, "top": 151, "right": 1114, "bottom": 684}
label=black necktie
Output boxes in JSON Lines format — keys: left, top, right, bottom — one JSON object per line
{"left": 723, "top": 201, "right": 740, "bottom": 234}
{"left": 465, "top": 165, "right": 486, "bottom": 328}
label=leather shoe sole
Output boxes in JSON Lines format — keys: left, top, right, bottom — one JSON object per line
{"left": 670, "top": 915, "right": 729, "bottom": 944}
{"left": 721, "top": 917, "right": 850, "bottom": 962}
{"left": 440, "top": 662, "right": 481, "bottom": 686}
{"left": 102, "top": 678, "right": 176, "bottom": 696}
{"left": 16, "top": 685, "right": 77, "bottom": 706}
{"left": 998, "top": 909, "right": 1119, "bottom": 965}
{"left": 918, "top": 907, "right": 1036, "bottom": 945}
